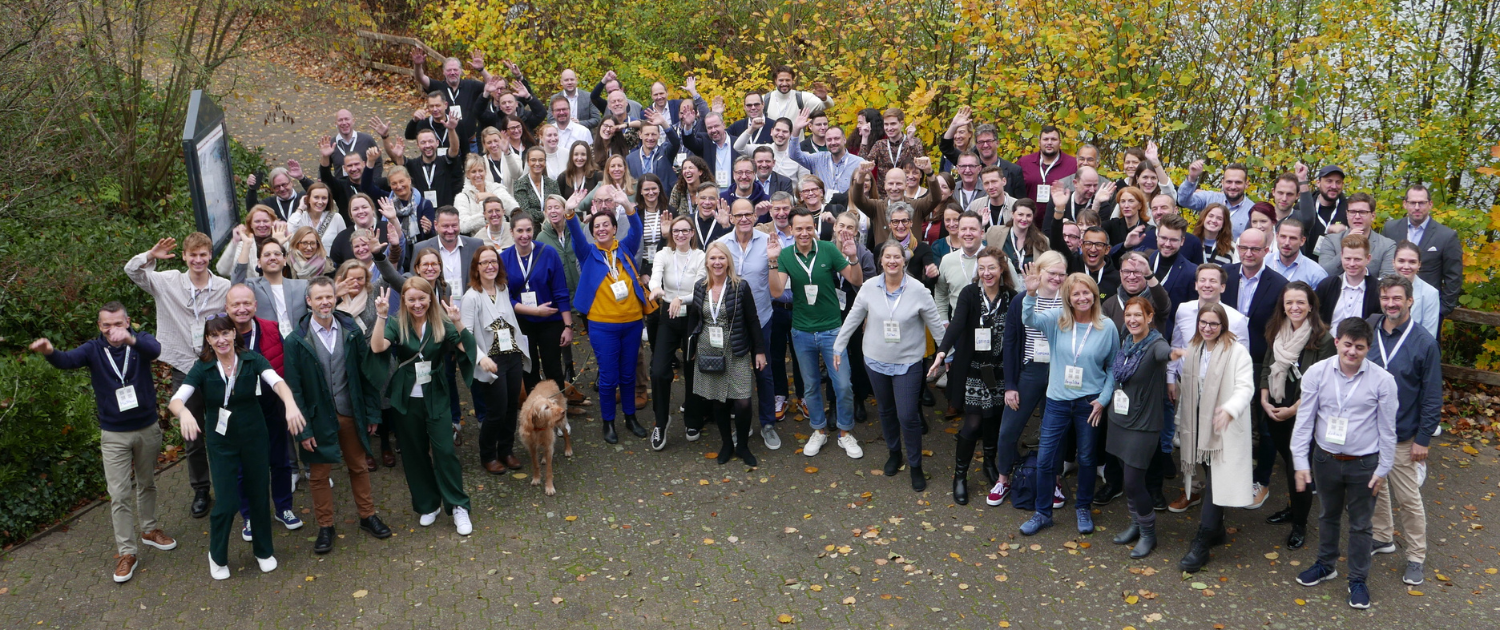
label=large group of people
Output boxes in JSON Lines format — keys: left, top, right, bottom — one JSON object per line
{"left": 31, "top": 52, "right": 1466, "bottom": 610}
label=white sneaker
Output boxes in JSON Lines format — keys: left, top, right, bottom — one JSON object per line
{"left": 208, "top": 553, "right": 230, "bottom": 580}
{"left": 419, "top": 508, "right": 441, "bottom": 527}
{"left": 804, "top": 431, "right": 829, "bottom": 457}
{"left": 257, "top": 555, "right": 278, "bottom": 573}
{"left": 837, "top": 433, "right": 864, "bottom": 459}
{"left": 453, "top": 507, "right": 472, "bottom": 536}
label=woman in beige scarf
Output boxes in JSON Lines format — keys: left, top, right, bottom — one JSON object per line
{"left": 1170, "top": 302, "right": 1254, "bottom": 574}
{"left": 1257, "top": 281, "right": 1334, "bottom": 550}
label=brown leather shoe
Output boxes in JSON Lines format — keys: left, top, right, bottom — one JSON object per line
{"left": 381, "top": 449, "right": 397, "bottom": 468}
{"left": 140, "top": 529, "right": 177, "bottom": 551}
{"left": 365, "top": 455, "right": 378, "bottom": 473}
{"left": 503, "top": 455, "right": 523, "bottom": 470}
{"left": 482, "top": 460, "right": 505, "bottom": 474}
{"left": 635, "top": 392, "right": 649, "bottom": 409}
{"left": 113, "top": 554, "right": 138, "bottom": 583}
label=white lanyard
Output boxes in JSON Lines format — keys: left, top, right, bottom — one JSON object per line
{"left": 959, "top": 254, "right": 977, "bottom": 283}
{"left": 1378, "top": 319, "right": 1414, "bottom": 366}
{"left": 1326, "top": 366, "right": 1365, "bottom": 419}
{"left": 528, "top": 176, "right": 543, "bottom": 204}
{"left": 187, "top": 284, "right": 209, "bottom": 322}
{"left": 1070, "top": 321, "right": 1094, "bottom": 362}
{"left": 421, "top": 163, "right": 437, "bottom": 188}
{"left": 517, "top": 248, "right": 536, "bottom": 290}
{"left": 446, "top": 86, "right": 461, "bottom": 105}
{"left": 335, "top": 136, "right": 355, "bottom": 156}
{"left": 708, "top": 281, "right": 727, "bottom": 321}
{"left": 487, "top": 157, "right": 505, "bottom": 182}
{"left": 982, "top": 291, "right": 1004, "bottom": 324}
{"left": 102, "top": 345, "right": 132, "bottom": 385}
{"left": 1090, "top": 265, "right": 1105, "bottom": 286}
{"left": 604, "top": 246, "right": 623, "bottom": 280}
{"left": 883, "top": 278, "right": 907, "bottom": 314}
{"left": 273, "top": 195, "right": 294, "bottom": 219}
{"left": 218, "top": 355, "right": 239, "bottom": 408}
{"left": 1153, "top": 254, "right": 1173, "bottom": 286}
{"left": 432, "top": 123, "right": 449, "bottom": 147}
{"left": 794, "top": 242, "right": 820, "bottom": 282}
{"left": 695, "top": 216, "right": 715, "bottom": 248}
{"left": 885, "top": 136, "right": 904, "bottom": 167}
{"left": 673, "top": 252, "right": 690, "bottom": 293}
{"left": 960, "top": 187, "right": 980, "bottom": 209}
{"left": 243, "top": 323, "right": 259, "bottom": 354}
{"left": 1038, "top": 156, "right": 1060, "bottom": 182}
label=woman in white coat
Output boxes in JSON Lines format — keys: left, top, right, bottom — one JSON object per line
{"left": 1171, "top": 301, "right": 1254, "bottom": 574}
{"left": 460, "top": 245, "right": 532, "bottom": 473}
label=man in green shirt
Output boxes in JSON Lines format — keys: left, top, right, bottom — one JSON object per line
{"left": 769, "top": 208, "right": 864, "bottom": 458}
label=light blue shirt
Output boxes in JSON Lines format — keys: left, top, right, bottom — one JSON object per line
{"left": 1177, "top": 179, "right": 1255, "bottom": 239}
{"left": 1020, "top": 295, "right": 1120, "bottom": 404}
{"left": 1413, "top": 277, "right": 1440, "bottom": 338}
{"left": 788, "top": 140, "right": 865, "bottom": 195}
{"left": 768, "top": 225, "right": 796, "bottom": 303}
{"left": 1407, "top": 217, "right": 1429, "bottom": 247}
{"left": 1268, "top": 250, "right": 1328, "bottom": 287}
{"left": 713, "top": 139, "right": 733, "bottom": 189}
{"left": 716, "top": 230, "right": 773, "bottom": 328}
{"left": 1237, "top": 265, "right": 1264, "bottom": 315}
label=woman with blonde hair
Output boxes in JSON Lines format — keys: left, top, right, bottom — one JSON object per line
{"left": 1018, "top": 267, "right": 1120, "bottom": 536}
{"left": 287, "top": 182, "right": 344, "bottom": 254}
{"left": 369, "top": 276, "right": 476, "bottom": 536}
{"left": 1172, "top": 301, "right": 1255, "bottom": 573}
{"left": 990, "top": 249, "right": 1065, "bottom": 507}
{"left": 288, "top": 226, "right": 334, "bottom": 279}
{"left": 689, "top": 240, "right": 766, "bottom": 466}
{"left": 217, "top": 204, "right": 285, "bottom": 278}
{"left": 456, "top": 153, "right": 518, "bottom": 235}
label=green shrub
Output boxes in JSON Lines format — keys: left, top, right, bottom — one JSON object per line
{"left": 0, "top": 354, "right": 107, "bottom": 547}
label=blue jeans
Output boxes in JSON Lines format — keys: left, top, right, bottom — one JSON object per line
{"left": 997, "top": 361, "right": 1050, "bottom": 476}
{"left": 791, "top": 328, "right": 853, "bottom": 431}
{"left": 1034, "top": 396, "right": 1099, "bottom": 518}
{"left": 756, "top": 320, "right": 776, "bottom": 426}
{"left": 770, "top": 305, "right": 799, "bottom": 399}
{"left": 588, "top": 319, "right": 644, "bottom": 422}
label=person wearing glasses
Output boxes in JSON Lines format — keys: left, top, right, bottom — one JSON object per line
{"left": 949, "top": 152, "right": 987, "bottom": 213}
{"left": 1046, "top": 196, "right": 1121, "bottom": 300}
{"left": 647, "top": 216, "right": 706, "bottom": 449}
{"left": 719, "top": 198, "right": 787, "bottom": 449}
{"left": 1170, "top": 302, "right": 1256, "bottom": 574}
{"left": 1382, "top": 184, "right": 1463, "bottom": 325}
{"left": 1315, "top": 193, "right": 1396, "bottom": 280}
{"left": 1220, "top": 228, "right": 1289, "bottom": 511}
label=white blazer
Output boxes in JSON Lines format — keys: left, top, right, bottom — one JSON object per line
{"left": 460, "top": 286, "right": 532, "bottom": 381}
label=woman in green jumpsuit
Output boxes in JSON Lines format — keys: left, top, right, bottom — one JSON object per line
{"left": 368, "top": 276, "right": 478, "bottom": 535}
{"left": 168, "top": 315, "right": 306, "bottom": 580}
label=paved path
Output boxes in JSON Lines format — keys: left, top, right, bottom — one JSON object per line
{"left": 5, "top": 57, "right": 1500, "bottom": 629}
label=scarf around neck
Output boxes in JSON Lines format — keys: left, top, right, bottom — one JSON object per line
{"left": 1111, "top": 328, "right": 1162, "bottom": 383}
{"left": 1267, "top": 320, "right": 1314, "bottom": 400}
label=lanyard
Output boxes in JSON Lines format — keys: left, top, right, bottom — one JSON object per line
{"left": 828, "top": 156, "right": 855, "bottom": 190}
{"left": 959, "top": 253, "right": 977, "bottom": 283}
{"left": 218, "top": 354, "right": 239, "bottom": 408}
{"left": 517, "top": 248, "right": 536, "bottom": 290}
{"left": 335, "top": 135, "right": 356, "bottom": 156}
{"left": 243, "top": 321, "right": 259, "bottom": 353}
{"left": 1090, "top": 264, "right": 1105, "bottom": 286}
{"left": 421, "top": 163, "right": 437, "bottom": 189}
{"left": 187, "top": 282, "right": 210, "bottom": 322}
{"left": 1326, "top": 365, "right": 1365, "bottom": 419}
{"left": 885, "top": 136, "right": 904, "bottom": 167}
{"left": 273, "top": 195, "right": 295, "bottom": 220}
{"left": 102, "top": 345, "right": 132, "bottom": 385}
{"left": 708, "top": 281, "right": 727, "bottom": 321}
{"left": 528, "top": 176, "right": 544, "bottom": 205}
{"left": 673, "top": 251, "right": 690, "bottom": 293}
{"left": 487, "top": 157, "right": 505, "bottom": 182}
{"left": 1038, "top": 155, "right": 1060, "bottom": 182}
{"left": 1070, "top": 320, "right": 1094, "bottom": 362}
{"left": 794, "top": 241, "right": 820, "bottom": 282}
{"left": 603, "top": 246, "right": 622, "bottom": 279}
{"left": 883, "top": 278, "right": 907, "bottom": 314}
{"left": 695, "top": 215, "right": 716, "bottom": 248}
{"left": 1153, "top": 254, "right": 1173, "bottom": 286}
{"left": 446, "top": 86, "right": 461, "bottom": 105}
{"left": 982, "top": 290, "right": 1005, "bottom": 325}
{"left": 1377, "top": 319, "right": 1414, "bottom": 366}
{"left": 960, "top": 187, "right": 980, "bottom": 209}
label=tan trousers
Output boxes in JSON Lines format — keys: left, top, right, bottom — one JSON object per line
{"left": 309, "top": 414, "right": 375, "bottom": 527}
{"left": 1373, "top": 440, "right": 1427, "bottom": 563}
{"left": 101, "top": 425, "right": 162, "bottom": 556}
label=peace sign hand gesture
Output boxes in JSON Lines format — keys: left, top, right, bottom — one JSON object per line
{"left": 443, "top": 298, "right": 464, "bottom": 329}
{"left": 374, "top": 287, "right": 393, "bottom": 318}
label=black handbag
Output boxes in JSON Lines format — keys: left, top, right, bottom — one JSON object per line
{"left": 696, "top": 282, "right": 733, "bottom": 373}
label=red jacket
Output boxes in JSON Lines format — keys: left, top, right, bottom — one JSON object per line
{"left": 240, "top": 318, "right": 285, "bottom": 375}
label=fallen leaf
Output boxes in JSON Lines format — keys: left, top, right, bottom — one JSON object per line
{"left": 564, "top": 515, "right": 578, "bottom": 522}
{"left": 805, "top": 466, "right": 819, "bottom": 473}
{"left": 1264, "top": 552, "right": 1279, "bottom": 560}
{"left": 1487, "top": 568, "right": 1498, "bottom": 575}
{"left": 1078, "top": 542, "right": 1091, "bottom": 549}
{"left": 551, "top": 597, "right": 563, "bottom": 604}
{"left": 810, "top": 584, "right": 823, "bottom": 592}
{"left": 1190, "top": 582, "right": 1208, "bottom": 589}
{"left": 703, "top": 538, "right": 715, "bottom": 544}
{"left": 785, "top": 527, "right": 798, "bottom": 533}
{"left": 1029, "top": 544, "right": 1041, "bottom": 551}
{"left": 352, "top": 590, "right": 368, "bottom": 598}
{"left": 1125, "top": 595, "right": 1139, "bottom": 604}
{"left": 1408, "top": 590, "right": 1425, "bottom": 596}
{"left": 700, "top": 479, "right": 711, "bottom": 485}
{"left": 1063, "top": 541, "right": 1078, "bottom": 549}
{"left": 950, "top": 552, "right": 963, "bottom": 560}
{"left": 1437, "top": 573, "right": 1450, "bottom": 581}
{"left": 958, "top": 583, "right": 970, "bottom": 590}
{"left": 511, "top": 473, "right": 527, "bottom": 479}
{"left": 1463, "top": 444, "right": 1480, "bottom": 455}
{"left": 860, "top": 492, "right": 873, "bottom": 499}
{"left": 1294, "top": 598, "right": 1306, "bottom": 605}
{"left": 305, "top": 576, "right": 315, "bottom": 582}
{"left": 841, "top": 596, "right": 856, "bottom": 605}
{"left": 999, "top": 623, "right": 1011, "bottom": 628}
{"left": 881, "top": 594, "right": 893, "bottom": 600}
{"left": 728, "top": 536, "right": 739, "bottom": 543}
{"left": 837, "top": 545, "right": 852, "bottom": 554}
{"left": 706, "top": 453, "right": 717, "bottom": 459}
{"left": 995, "top": 574, "right": 1008, "bottom": 582}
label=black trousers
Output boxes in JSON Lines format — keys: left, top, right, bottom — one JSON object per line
{"left": 475, "top": 353, "right": 525, "bottom": 463}
{"left": 651, "top": 311, "right": 699, "bottom": 428}
{"left": 1267, "top": 409, "right": 1314, "bottom": 526}
{"left": 520, "top": 319, "right": 567, "bottom": 391}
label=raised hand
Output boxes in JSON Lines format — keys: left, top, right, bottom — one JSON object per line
{"left": 1050, "top": 180, "right": 1067, "bottom": 207}
{"left": 232, "top": 224, "right": 251, "bottom": 243}
{"left": 28, "top": 338, "right": 54, "bottom": 355}
{"left": 377, "top": 197, "right": 399, "bottom": 222}
{"left": 1022, "top": 262, "right": 1042, "bottom": 294}
{"left": 950, "top": 105, "right": 972, "bottom": 129}
{"left": 286, "top": 159, "right": 303, "bottom": 180}
{"left": 1124, "top": 223, "right": 1147, "bottom": 248}
{"left": 913, "top": 156, "right": 932, "bottom": 172}
{"left": 766, "top": 233, "right": 782, "bottom": 263}
{"left": 411, "top": 46, "right": 426, "bottom": 67}
{"left": 1188, "top": 159, "right": 1206, "bottom": 182}
{"left": 246, "top": 173, "right": 259, "bottom": 188}
{"left": 1294, "top": 161, "right": 1309, "bottom": 182}
{"left": 369, "top": 115, "right": 390, "bottom": 138}
{"left": 413, "top": 107, "right": 428, "bottom": 121}
{"left": 924, "top": 262, "right": 939, "bottom": 278}
{"left": 840, "top": 235, "right": 859, "bottom": 259}
{"left": 1096, "top": 181, "right": 1117, "bottom": 204}
{"left": 749, "top": 115, "right": 764, "bottom": 130}
{"left": 318, "top": 136, "right": 335, "bottom": 159}
{"left": 365, "top": 146, "right": 381, "bottom": 166}
{"left": 710, "top": 95, "right": 724, "bottom": 115}
{"left": 442, "top": 298, "right": 463, "bottom": 325}
{"left": 503, "top": 59, "right": 522, "bottom": 78}
{"left": 444, "top": 112, "right": 460, "bottom": 129}
{"left": 271, "top": 221, "right": 289, "bottom": 242}
{"left": 1145, "top": 140, "right": 1159, "bottom": 163}
{"left": 374, "top": 287, "right": 392, "bottom": 318}
{"left": 792, "top": 106, "right": 812, "bottom": 133}
{"left": 905, "top": 123, "right": 917, "bottom": 138}
{"left": 684, "top": 75, "right": 697, "bottom": 94}
{"left": 469, "top": 49, "right": 485, "bottom": 71}
{"left": 388, "top": 138, "right": 406, "bottom": 160}
{"left": 511, "top": 80, "right": 530, "bottom": 100}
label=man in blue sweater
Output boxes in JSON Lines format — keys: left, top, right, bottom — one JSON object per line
{"left": 31, "top": 302, "right": 179, "bottom": 583}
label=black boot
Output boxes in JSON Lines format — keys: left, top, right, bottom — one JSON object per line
{"left": 1266, "top": 507, "right": 1293, "bottom": 524}
{"left": 1113, "top": 522, "right": 1141, "bottom": 545}
{"left": 910, "top": 465, "right": 927, "bottom": 492}
{"left": 953, "top": 435, "right": 977, "bottom": 505}
{"left": 602, "top": 422, "right": 619, "bottom": 444}
{"left": 853, "top": 400, "right": 868, "bottom": 423}
{"left": 920, "top": 386, "right": 935, "bottom": 408}
{"left": 1287, "top": 524, "right": 1307, "bottom": 550}
{"left": 359, "top": 515, "right": 392, "bottom": 539}
{"left": 734, "top": 411, "right": 757, "bottom": 467}
{"left": 1178, "top": 528, "right": 1215, "bottom": 573}
{"left": 1131, "top": 523, "right": 1157, "bottom": 559}
{"left": 883, "top": 450, "right": 903, "bottom": 477}
{"left": 624, "top": 414, "right": 648, "bottom": 438}
{"left": 314, "top": 526, "right": 335, "bottom": 554}
{"left": 981, "top": 444, "right": 1000, "bottom": 486}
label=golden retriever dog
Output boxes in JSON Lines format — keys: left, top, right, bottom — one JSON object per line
{"left": 517, "top": 380, "right": 572, "bottom": 495}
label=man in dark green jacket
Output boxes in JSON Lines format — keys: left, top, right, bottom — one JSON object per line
{"left": 286, "top": 277, "right": 392, "bottom": 554}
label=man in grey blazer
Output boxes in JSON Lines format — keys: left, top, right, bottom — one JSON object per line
{"left": 1315, "top": 192, "right": 1395, "bottom": 280}
{"left": 548, "top": 69, "right": 601, "bottom": 130}
{"left": 1382, "top": 183, "right": 1464, "bottom": 317}
{"left": 413, "top": 206, "right": 485, "bottom": 298}
{"left": 230, "top": 236, "right": 309, "bottom": 338}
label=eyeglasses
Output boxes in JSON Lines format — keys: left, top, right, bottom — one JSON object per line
{"left": 890, "top": 219, "right": 912, "bottom": 225}
{"left": 799, "top": 188, "right": 822, "bottom": 195}
{"left": 1198, "top": 321, "right": 1222, "bottom": 329}
{"left": 1348, "top": 209, "right": 1373, "bottom": 216}
{"left": 1120, "top": 270, "right": 1145, "bottom": 277}
{"left": 206, "top": 312, "right": 229, "bottom": 320}
{"left": 1236, "top": 245, "right": 1265, "bottom": 253}
{"left": 956, "top": 164, "right": 979, "bottom": 170}
{"left": 671, "top": 228, "right": 694, "bottom": 234}
{"left": 1083, "top": 241, "right": 1108, "bottom": 249}
{"left": 732, "top": 213, "right": 755, "bottom": 220}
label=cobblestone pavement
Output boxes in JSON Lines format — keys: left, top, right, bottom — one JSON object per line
{"left": 5, "top": 60, "right": 1500, "bottom": 629}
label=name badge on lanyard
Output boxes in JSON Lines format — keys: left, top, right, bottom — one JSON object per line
{"left": 496, "top": 326, "right": 512, "bottom": 349}
{"left": 1064, "top": 322, "right": 1092, "bottom": 388}
{"left": 1113, "top": 389, "right": 1130, "bottom": 415}
{"left": 216, "top": 356, "right": 237, "bottom": 435}
{"left": 1033, "top": 338, "right": 1051, "bottom": 363}
{"left": 883, "top": 320, "right": 901, "bottom": 343}
{"left": 104, "top": 346, "right": 138, "bottom": 411}
{"left": 707, "top": 285, "right": 727, "bottom": 348}
{"left": 1324, "top": 368, "right": 1363, "bottom": 446}
{"left": 974, "top": 328, "right": 992, "bottom": 352}
{"left": 796, "top": 243, "right": 820, "bottom": 305}
{"left": 415, "top": 359, "right": 433, "bottom": 385}
{"left": 1035, "top": 184, "right": 1051, "bottom": 204}
{"left": 708, "top": 326, "right": 724, "bottom": 348}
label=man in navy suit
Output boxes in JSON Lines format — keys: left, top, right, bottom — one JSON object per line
{"left": 1381, "top": 184, "right": 1464, "bottom": 320}
{"left": 682, "top": 112, "right": 740, "bottom": 190}
{"left": 1220, "top": 227, "right": 1289, "bottom": 508}
{"left": 1147, "top": 213, "right": 1200, "bottom": 321}
{"left": 646, "top": 79, "right": 707, "bottom": 129}
{"left": 627, "top": 111, "right": 681, "bottom": 192}
{"left": 750, "top": 146, "right": 794, "bottom": 200}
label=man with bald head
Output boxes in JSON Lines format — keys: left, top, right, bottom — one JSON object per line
{"left": 1220, "top": 226, "right": 1289, "bottom": 508}
{"left": 548, "top": 68, "right": 601, "bottom": 129}
{"left": 683, "top": 111, "right": 741, "bottom": 190}
{"left": 224, "top": 284, "right": 304, "bottom": 538}
{"left": 1043, "top": 165, "right": 1102, "bottom": 231}
{"left": 325, "top": 109, "right": 382, "bottom": 181}
{"left": 412, "top": 48, "right": 491, "bottom": 151}
{"left": 589, "top": 70, "right": 643, "bottom": 122}
{"left": 647, "top": 77, "right": 707, "bottom": 129}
